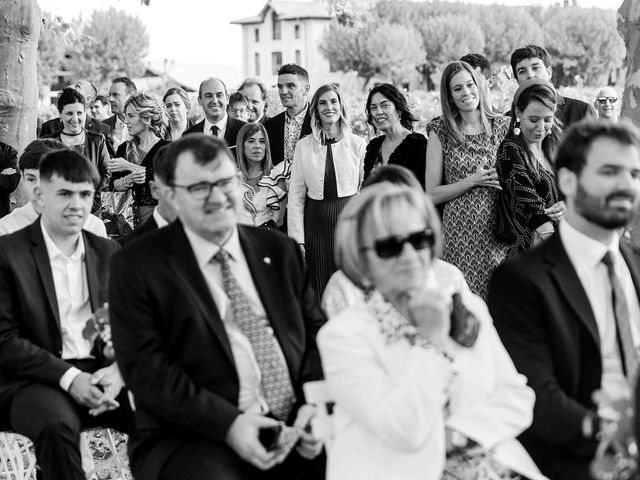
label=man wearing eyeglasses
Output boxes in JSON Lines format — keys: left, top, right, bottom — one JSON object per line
{"left": 594, "top": 87, "right": 619, "bottom": 121}
{"left": 109, "top": 134, "right": 326, "bottom": 480}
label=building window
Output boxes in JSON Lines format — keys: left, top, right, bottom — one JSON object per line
{"left": 254, "top": 28, "right": 259, "bottom": 42}
{"left": 272, "top": 12, "right": 281, "bottom": 40}
{"left": 272, "top": 52, "right": 283, "bottom": 75}
{"left": 254, "top": 53, "right": 260, "bottom": 76}
{"left": 294, "top": 24, "right": 300, "bottom": 39}
{"left": 295, "top": 49, "right": 301, "bottom": 65}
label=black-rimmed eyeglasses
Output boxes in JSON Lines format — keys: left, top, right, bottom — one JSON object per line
{"left": 361, "top": 229, "right": 435, "bottom": 259}
{"left": 171, "top": 173, "right": 240, "bottom": 199}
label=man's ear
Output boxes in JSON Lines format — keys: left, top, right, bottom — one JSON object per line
{"left": 487, "top": 75, "right": 495, "bottom": 89}
{"left": 303, "top": 83, "right": 310, "bottom": 96}
{"left": 557, "top": 167, "right": 577, "bottom": 200}
{"left": 546, "top": 65, "right": 553, "bottom": 81}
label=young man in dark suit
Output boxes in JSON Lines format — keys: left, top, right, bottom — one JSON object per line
{"left": 110, "top": 134, "right": 325, "bottom": 480}
{"left": 488, "top": 119, "right": 640, "bottom": 480}
{"left": 510, "top": 45, "right": 596, "bottom": 127}
{"left": 183, "top": 77, "right": 246, "bottom": 148}
{"left": 265, "top": 64, "right": 312, "bottom": 166}
{"left": 0, "top": 150, "right": 130, "bottom": 479}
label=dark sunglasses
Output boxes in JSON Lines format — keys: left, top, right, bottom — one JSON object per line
{"left": 363, "top": 229, "right": 435, "bottom": 259}
{"left": 596, "top": 96, "right": 617, "bottom": 105}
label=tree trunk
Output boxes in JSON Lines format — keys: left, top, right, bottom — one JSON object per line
{"left": 618, "top": 0, "right": 640, "bottom": 124}
{"left": 0, "top": 0, "right": 41, "bottom": 207}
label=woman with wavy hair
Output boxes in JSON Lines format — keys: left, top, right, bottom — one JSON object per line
{"left": 363, "top": 83, "right": 427, "bottom": 189}
{"left": 288, "top": 83, "right": 366, "bottom": 298}
{"left": 425, "top": 61, "right": 510, "bottom": 298}
{"left": 497, "top": 79, "right": 565, "bottom": 256}
{"left": 109, "top": 93, "right": 169, "bottom": 224}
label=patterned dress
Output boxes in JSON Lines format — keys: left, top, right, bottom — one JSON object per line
{"left": 427, "top": 116, "right": 510, "bottom": 299}
{"left": 497, "top": 136, "right": 558, "bottom": 257}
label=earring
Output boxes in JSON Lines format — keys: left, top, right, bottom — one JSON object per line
{"left": 513, "top": 118, "right": 521, "bottom": 136}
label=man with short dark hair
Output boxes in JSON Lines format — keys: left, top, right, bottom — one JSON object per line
{"left": 265, "top": 64, "right": 312, "bottom": 166}
{"left": 488, "top": 119, "right": 640, "bottom": 480}
{"left": 510, "top": 45, "right": 596, "bottom": 127}
{"left": 0, "top": 139, "right": 106, "bottom": 236}
{"left": 110, "top": 134, "right": 325, "bottom": 480}
{"left": 184, "top": 77, "right": 246, "bottom": 148}
{"left": 0, "top": 149, "right": 131, "bottom": 479}
{"left": 239, "top": 78, "right": 270, "bottom": 124}
{"left": 103, "top": 77, "right": 138, "bottom": 152}
{"left": 90, "top": 95, "right": 110, "bottom": 121}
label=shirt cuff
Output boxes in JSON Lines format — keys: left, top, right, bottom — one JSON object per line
{"left": 59, "top": 367, "right": 82, "bottom": 392}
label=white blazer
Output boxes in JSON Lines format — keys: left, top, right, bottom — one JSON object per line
{"left": 317, "top": 280, "right": 537, "bottom": 480}
{"left": 287, "top": 131, "right": 366, "bottom": 244}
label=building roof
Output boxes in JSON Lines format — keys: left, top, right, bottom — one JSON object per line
{"left": 231, "top": 1, "right": 332, "bottom": 25}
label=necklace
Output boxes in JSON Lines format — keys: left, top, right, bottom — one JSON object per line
{"left": 61, "top": 129, "right": 84, "bottom": 137}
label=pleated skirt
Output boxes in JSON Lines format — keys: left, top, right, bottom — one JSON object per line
{"left": 304, "top": 195, "right": 353, "bottom": 301}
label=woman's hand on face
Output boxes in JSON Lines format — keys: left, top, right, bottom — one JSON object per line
{"left": 466, "top": 167, "right": 501, "bottom": 190}
{"left": 407, "top": 288, "right": 450, "bottom": 348}
{"left": 107, "top": 157, "right": 134, "bottom": 173}
{"left": 544, "top": 201, "right": 567, "bottom": 222}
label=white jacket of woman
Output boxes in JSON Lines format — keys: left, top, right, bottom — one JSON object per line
{"left": 287, "top": 131, "right": 366, "bottom": 244}
{"left": 317, "top": 264, "right": 537, "bottom": 480}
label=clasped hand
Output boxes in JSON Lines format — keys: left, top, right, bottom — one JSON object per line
{"left": 68, "top": 363, "right": 124, "bottom": 416}
{"left": 544, "top": 201, "right": 567, "bottom": 222}
{"left": 225, "top": 405, "right": 323, "bottom": 471}
{"left": 467, "top": 167, "right": 501, "bottom": 190}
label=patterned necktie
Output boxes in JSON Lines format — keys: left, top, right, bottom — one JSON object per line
{"left": 602, "top": 251, "right": 638, "bottom": 379}
{"left": 213, "top": 249, "right": 295, "bottom": 420}
{"left": 210, "top": 125, "right": 219, "bottom": 137}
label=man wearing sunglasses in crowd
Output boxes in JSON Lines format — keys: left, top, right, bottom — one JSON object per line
{"left": 594, "top": 87, "right": 619, "bottom": 122}
{"left": 109, "top": 133, "right": 326, "bottom": 480}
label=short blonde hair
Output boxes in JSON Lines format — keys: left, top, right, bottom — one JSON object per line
{"left": 335, "top": 183, "right": 442, "bottom": 289}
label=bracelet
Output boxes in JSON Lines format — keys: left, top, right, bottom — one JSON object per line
{"left": 535, "top": 230, "right": 554, "bottom": 236}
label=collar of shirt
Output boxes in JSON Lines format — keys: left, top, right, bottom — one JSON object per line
{"left": 115, "top": 116, "right": 127, "bottom": 130}
{"left": 285, "top": 104, "right": 308, "bottom": 125}
{"left": 152, "top": 207, "right": 169, "bottom": 229}
{"left": 40, "top": 221, "right": 85, "bottom": 262}
{"left": 204, "top": 114, "right": 228, "bottom": 136}
{"left": 559, "top": 219, "right": 621, "bottom": 269}
{"left": 183, "top": 224, "right": 242, "bottom": 269}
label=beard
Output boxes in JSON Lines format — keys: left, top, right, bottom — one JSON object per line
{"left": 574, "top": 182, "right": 638, "bottom": 229}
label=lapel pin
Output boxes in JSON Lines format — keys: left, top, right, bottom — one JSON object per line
{"left": 263, "top": 257, "right": 271, "bottom": 265}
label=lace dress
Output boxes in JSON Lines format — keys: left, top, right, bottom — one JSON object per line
{"left": 427, "top": 116, "right": 510, "bottom": 299}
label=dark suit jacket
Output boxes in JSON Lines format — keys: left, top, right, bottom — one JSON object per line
{"left": 557, "top": 95, "right": 597, "bottom": 128}
{"left": 0, "top": 141, "right": 20, "bottom": 218}
{"left": 487, "top": 233, "right": 640, "bottom": 480}
{"left": 41, "top": 116, "right": 115, "bottom": 157}
{"left": 264, "top": 109, "right": 312, "bottom": 165}
{"left": 109, "top": 221, "right": 325, "bottom": 480}
{"left": 183, "top": 116, "right": 246, "bottom": 148}
{"left": 0, "top": 219, "right": 118, "bottom": 425}
{"left": 117, "top": 214, "right": 159, "bottom": 246}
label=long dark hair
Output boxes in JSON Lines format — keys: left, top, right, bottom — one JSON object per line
{"left": 365, "top": 83, "right": 417, "bottom": 132}
{"left": 510, "top": 82, "right": 561, "bottom": 169}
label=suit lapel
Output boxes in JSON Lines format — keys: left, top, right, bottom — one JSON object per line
{"left": 29, "top": 220, "right": 61, "bottom": 330}
{"left": 545, "top": 233, "right": 600, "bottom": 347}
{"left": 620, "top": 242, "right": 640, "bottom": 298}
{"left": 165, "top": 223, "right": 235, "bottom": 365}
{"left": 238, "top": 227, "right": 298, "bottom": 369}
{"left": 83, "top": 232, "right": 100, "bottom": 311}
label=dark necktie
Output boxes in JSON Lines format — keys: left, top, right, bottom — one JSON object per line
{"left": 210, "top": 125, "right": 219, "bottom": 137}
{"left": 602, "top": 251, "right": 637, "bottom": 379}
{"left": 323, "top": 138, "right": 338, "bottom": 200}
{"left": 213, "top": 249, "right": 295, "bottom": 420}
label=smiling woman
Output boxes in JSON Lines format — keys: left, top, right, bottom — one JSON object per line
{"left": 288, "top": 84, "right": 367, "bottom": 298}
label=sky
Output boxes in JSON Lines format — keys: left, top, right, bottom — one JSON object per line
{"left": 38, "top": 0, "right": 621, "bottom": 87}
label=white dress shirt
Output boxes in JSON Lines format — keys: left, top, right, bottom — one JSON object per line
{"left": 0, "top": 202, "right": 107, "bottom": 238}
{"left": 288, "top": 131, "right": 367, "bottom": 244}
{"left": 203, "top": 114, "right": 228, "bottom": 139}
{"left": 183, "top": 225, "right": 287, "bottom": 414}
{"left": 41, "top": 223, "right": 94, "bottom": 391}
{"left": 152, "top": 207, "right": 169, "bottom": 228}
{"left": 560, "top": 220, "right": 640, "bottom": 396}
